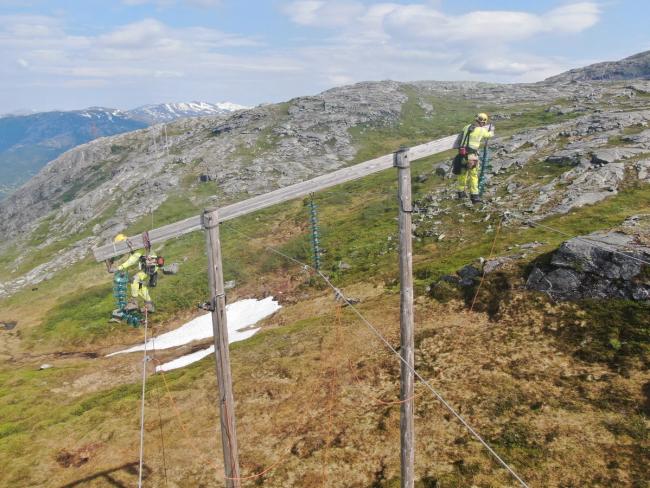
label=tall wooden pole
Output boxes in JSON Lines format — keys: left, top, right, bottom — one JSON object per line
{"left": 395, "top": 146, "right": 415, "bottom": 488}
{"left": 202, "top": 208, "right": 241, "bottom": 488}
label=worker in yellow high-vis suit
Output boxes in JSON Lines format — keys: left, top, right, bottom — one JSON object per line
{"left": 114, "top": 234, "right": 157, "bottom": 313}
{"left": 456, "top": 113, "right": 494, "bottom": 204}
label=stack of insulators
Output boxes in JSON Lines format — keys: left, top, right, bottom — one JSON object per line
{"left": 113, "top": 271, "right": 129, "bottom": 309}
{"left": 308, "top": 197, "right": 322, "bottom": 271}
{"left": 113, "top": 271, "right": 141, "bottom": 327}
{"left": 478, "top": 144, "right": 491, "bottom": 197}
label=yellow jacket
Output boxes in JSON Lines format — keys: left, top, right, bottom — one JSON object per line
{"left": 117, "top": 250, "right": 144, "bottom": 271}
{"left": 462, "top": 124, "right": 494, "bottom": 150}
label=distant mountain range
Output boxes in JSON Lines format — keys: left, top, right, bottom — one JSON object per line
{"left": 0, "top": 101, "right": 248, "bottom": 199}
{"left": 126, "top": 101, "right": 249, "bottom": 124}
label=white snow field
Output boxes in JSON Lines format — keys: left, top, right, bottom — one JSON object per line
{"left": 107, "top": 297, "right": 280, "bottom": 371}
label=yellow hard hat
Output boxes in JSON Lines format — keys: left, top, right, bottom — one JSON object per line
{"left": 114, "top": 233, "right": 127, "bottom": 243}
{"left": 476, "top": 113, "right": 488, "bottom": 122}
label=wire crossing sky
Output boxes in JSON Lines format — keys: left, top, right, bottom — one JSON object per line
{"left": 0, "top": 0, "right": 647, "bottom": 113}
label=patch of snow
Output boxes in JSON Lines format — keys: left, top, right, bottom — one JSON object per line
{"left": 107, "top": 297, "right": 280, "bottom": 359}
{"left": 215, "top": 101, "right": 248, "bottom": 111}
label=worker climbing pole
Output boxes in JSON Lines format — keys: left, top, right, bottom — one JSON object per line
{"left": 108, "top": 232, "right": 164, "bottom": 326}
{"left": 307, "top": 194, "right": 322, "bottom": 272}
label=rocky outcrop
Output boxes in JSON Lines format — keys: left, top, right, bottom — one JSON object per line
{"left": 544, "top": 50, "right": 650, "bottom": 83}
{"left": 526, "top": 219, "right": 650, "bottom": 301}
{"left": 3, "top": 72, "right": 650, "bottom": 299}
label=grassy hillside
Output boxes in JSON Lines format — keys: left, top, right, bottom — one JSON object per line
{"left": 0, "top": 86, "right": 648, "bottom": 487}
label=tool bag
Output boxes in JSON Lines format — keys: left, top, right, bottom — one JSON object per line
{"left": 451, "top": 153, "right": 466, "bottom": 175}
{"left": 140, "top": 255, "right": 163, "bottom": 287}
{"left": 458, "top": 124, "right": 475, "bottom": 157}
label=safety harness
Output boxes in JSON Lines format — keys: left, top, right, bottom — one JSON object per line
{"left": 139, "top": 231, "right": 164, "bottom": 288}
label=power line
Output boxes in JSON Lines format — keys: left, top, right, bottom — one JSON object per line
{"left": 223, "top": 222, "right": 530, "bottom": 488}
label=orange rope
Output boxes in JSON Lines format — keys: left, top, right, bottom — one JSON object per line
{"left": 155, "top": 359, "right": 289, "bottom": 484}
{"left": 469, "top": 217, "right": 503, "bottom": 313}
{"left": 224, "top": 457, "right": 286, "bottom": 481}
{"left": 156, "top": 362, "right": 225, "bottom": 478}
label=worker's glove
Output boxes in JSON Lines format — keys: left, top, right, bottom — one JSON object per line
{"left": 488, "top": 123, "right": 495, "bottom": 132}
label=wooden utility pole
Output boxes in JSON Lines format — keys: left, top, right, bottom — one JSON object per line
{"left": 394, "top": 146, "right": 415, "bottom": 488}
{"left": 202, "top": 208, "right": 241, "bottom": 488}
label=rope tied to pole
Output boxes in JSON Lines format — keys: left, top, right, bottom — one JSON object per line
{"left": 138, "top": 308, "right": 149, "bottom": 488}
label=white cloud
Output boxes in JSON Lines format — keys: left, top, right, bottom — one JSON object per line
{"left": 278, "top": 1, "right": 602, "bottom": 82}
{"left": 544, "top": 2, "right": 600, "bottom": 33}
{"left": 380, "top": 3, "right": 601, "bottom": 43}
{"left": 0, "top": 2, "right": 606, "bottom": 112}
{"left": 283, "top": 0, "right": 364, "bottom": 27}
{"left": 0, "top": 13, "right": 296, "bottom": 96}
{"left": 98, "top": 18, "right": 168, "bottom": 49}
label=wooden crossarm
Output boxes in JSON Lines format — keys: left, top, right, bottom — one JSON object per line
{"left": 92, "top": 133, "right": 460, "bottom": 261}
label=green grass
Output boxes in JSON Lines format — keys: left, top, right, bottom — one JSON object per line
{"left": 35, "top": 283, "right": 116, "bottom": 346}
{"left": 348, "top": 86, "right": 484, "bottom": 163}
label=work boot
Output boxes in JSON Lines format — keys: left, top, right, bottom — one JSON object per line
{"left": 470, "top": 194, "right": 482, "bottom": 205}
{"left": 143, "top": 301, "right": 156, "bottom": 313}
{"left": 457, "top": 191, "right": 467, "bottom": 199}
{"left": 124, "top": 300, "right": 139, "bottom": 312}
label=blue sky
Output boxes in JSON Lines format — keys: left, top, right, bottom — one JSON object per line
{"left": 0, "top": 0, "right": 647, "bottom": 113}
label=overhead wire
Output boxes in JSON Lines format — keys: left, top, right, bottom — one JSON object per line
{"left": 223, "top": 222, "right": 530, "bottom": 488}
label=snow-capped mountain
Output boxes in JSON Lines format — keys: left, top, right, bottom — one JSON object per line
{"left": 0, "top": 108, "right": 147, "bottom": 200}
{"left": 126, "top": 101, "right": 249, "bottom": 124}
{"left": 0, "top": 101, "right": 247, "bottom": 199}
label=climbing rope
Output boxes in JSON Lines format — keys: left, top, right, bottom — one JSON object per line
{"left": 137, "top": 308, "right": 149, "bottom": 488}
{"left": 469, "top": 216, "right": 504, "bottom": 313}
{"left": 151, "top": 330, "right": 169, "bottom": 487}
{"left": 153, "top": 354, "right": 289, "bottom": 484}
{"left": 224, "top": 222, "right": 530, "bottom": 488}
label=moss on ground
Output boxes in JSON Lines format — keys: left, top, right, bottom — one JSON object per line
{"left": 552, "top": 299, "right": 650, "bottom": 370}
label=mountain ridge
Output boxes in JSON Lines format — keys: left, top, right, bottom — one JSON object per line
{"left": 544, "top": 49, "right": 650, "bottom": 83}
{"left": 0, "top": 101, "right": 246, "bottom": 200}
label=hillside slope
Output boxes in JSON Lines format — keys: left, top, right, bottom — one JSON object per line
{"left": 0, "top": 102, "right": 245, "bottom": 200}
{"left": 0, "top": 75, "right": 648, "bottom": 487}
{"left": 0, "top": 109, "right": 147, "bottom": 199}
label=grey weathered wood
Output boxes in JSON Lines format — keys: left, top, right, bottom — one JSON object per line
{"left": 395, "top": 147, "right": 415, "bottom": 488}
{"left": 93, "top": 133, "right": 461, "bottom": 261}
{"left": 203, "top": 208, "right": 241, "bottom": 488}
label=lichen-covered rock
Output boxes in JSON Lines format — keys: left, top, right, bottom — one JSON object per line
{"left": 526, "top": 229, "right": 650, "bottom": 301}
